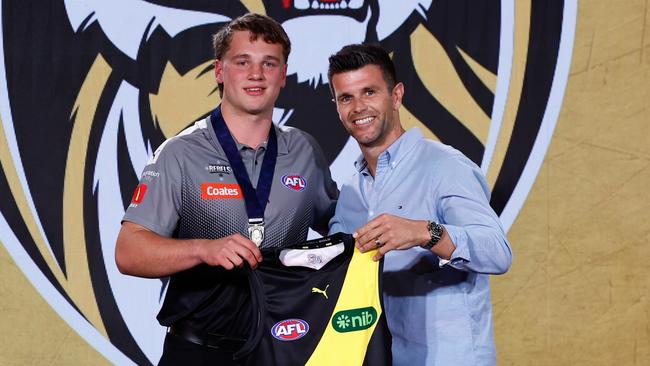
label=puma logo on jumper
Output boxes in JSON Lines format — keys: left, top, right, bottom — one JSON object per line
{"left": 311, "top": 285, "right": 330, "bottom": 299}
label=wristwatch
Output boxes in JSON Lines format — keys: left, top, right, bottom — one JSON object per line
{"left": 422, "top": 220, "right": 444, "bottom": 250}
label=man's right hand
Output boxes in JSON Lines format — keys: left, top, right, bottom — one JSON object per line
{"left": 116, "top": 221, "right": 263, "bottom": 278}
{"left": 196, "top": 233, "right": 263, "bottom": 270}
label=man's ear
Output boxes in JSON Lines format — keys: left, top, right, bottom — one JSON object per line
{"left": 280, "top": 63, "right": 288, "bottom": 88}
{"left": 392, "top": 82, "right": 405, "bottom": 110}
{"left": 214, "top": 59, "right": 224, "bottom": 83}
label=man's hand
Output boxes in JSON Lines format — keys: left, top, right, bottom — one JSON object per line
{"left": 353, "top": 214, "right": 430, "bottom": 261}
{"left": 196, "top": 233, "right": 263, "bottom": 270}
{"left": 116, "top": 222, "right": 264, "bottom": 277}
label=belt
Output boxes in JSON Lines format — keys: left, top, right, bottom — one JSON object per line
{"left": 168, "top": 324, "right": 247, "bottom": 352}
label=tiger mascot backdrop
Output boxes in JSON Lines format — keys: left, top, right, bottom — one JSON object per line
{"left": 0, "top": 1, "right": 576, "bottom": 364}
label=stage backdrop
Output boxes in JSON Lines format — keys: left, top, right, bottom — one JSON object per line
{"left": 0, "top": 1, "right": 576, "bottom": 364}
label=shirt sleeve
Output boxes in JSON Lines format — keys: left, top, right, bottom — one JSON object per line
{"left": 434, "top": 154, "right": 513, "bottom": 274}
{"left": 328, "top": 188, "right": 350, "bottom": 235}
{"left": 121, "top": 138, "right": 183, "bottom": 237}
{"left": 303, "top": 132, "right": 339, "bottom": 234}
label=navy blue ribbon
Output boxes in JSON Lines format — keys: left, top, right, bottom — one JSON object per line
{"left": 210, "top": 107, "right": 277, "bottom": 220}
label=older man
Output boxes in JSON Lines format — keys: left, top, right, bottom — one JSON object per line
{"left": 328, "top": 43, "right": 512, "bottom": 366}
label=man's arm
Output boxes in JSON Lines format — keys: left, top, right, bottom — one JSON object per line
{"left": 355, "top": 212, "right": 510, "bottom": 274}
{"left": 432, "top": 155, "right": 512, "bottom": 274}
{"left": 354, "top": 215, "right": 455, "bottom": 260}
{"left": 115, "top": 221, "right": 263, "bottom": 278}
{"left": 354, "top": 155, "right": 512, "bottom": 274}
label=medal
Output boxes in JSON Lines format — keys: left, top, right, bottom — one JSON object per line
{"left": 248, "top": 218, "right": 265, "bottom": 247}
{"left": 211, "top": 107, "right": 277, "bottom": 249}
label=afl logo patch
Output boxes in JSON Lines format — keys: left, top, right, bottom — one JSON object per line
{"left": 271, "top": 319, "right": 309, "bottom": 341}
{"left": 281, "top": 174, "right": 307, "bottom": 191}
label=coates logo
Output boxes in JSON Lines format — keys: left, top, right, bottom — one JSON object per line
{"left": 131, "top": 184, "right": 147, "bottom": 205}
{"left": 271, "top": 319, "right": 309, "bottom": 341}
{"left": 202, "top": 183, "right": 243, "bottom": 199}
{"left": 281, "top": 174, "right": 307, "bottom": 192}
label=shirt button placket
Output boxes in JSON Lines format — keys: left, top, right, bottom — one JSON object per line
{"left": 368, "top": 156, "right": 390, "bottom": 220}
{"left": 363, "top": 174, "right": 377, "bottom": 221}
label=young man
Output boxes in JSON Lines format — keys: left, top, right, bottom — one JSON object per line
{"left": 115, "top": 13, "right": 337, "bottom": 364}
{"left": 328, "top": 44, "right": 513, "bottom": 366}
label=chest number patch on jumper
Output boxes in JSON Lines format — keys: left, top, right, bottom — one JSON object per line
{"left": 281, "top": 174, "right": 307, "bottom": 191}
{"left": 332, "top": 307, "right": 377, "bottom": 333}
{"left": 271, "top": 319, "right": 309, "bottom": 341}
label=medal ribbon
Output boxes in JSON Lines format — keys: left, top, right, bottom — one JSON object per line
{"left": 210, "top": 106, "right": 277, "bottom": 221}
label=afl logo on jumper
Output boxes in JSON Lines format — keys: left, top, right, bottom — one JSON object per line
{"left": 281, "top": 174, "right": 307, "bottom": 192}
{"left": 201, "top": 183, "right": 243, "bottom": 199}
{"left": 271, "top": 319, "right": 309, "bottom": 341}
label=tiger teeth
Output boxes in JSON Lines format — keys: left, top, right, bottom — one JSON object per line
{"left": 299, "top": 1, "right": 350, "bottom": 10}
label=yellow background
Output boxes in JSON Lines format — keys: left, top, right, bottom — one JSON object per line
{"left": 1, "top": 1, "right": 649, "bottom": 364}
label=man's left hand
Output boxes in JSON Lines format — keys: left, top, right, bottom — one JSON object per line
{"left": 353, "top": 214, "right": 429, "bottom": 261}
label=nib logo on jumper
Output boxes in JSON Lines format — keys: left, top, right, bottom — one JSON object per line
{"left": 281, "top": 174, "right": 307, "bottom": 191}
{"left": 332, "top": 307, "right": 377, "bottom": 333}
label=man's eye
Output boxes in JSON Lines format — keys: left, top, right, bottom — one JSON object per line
{"left": 365, "top": 90, "right": 375, "bottom": 96}
{"left": 338, "top": 96, "right": 351, "bottom": 104}
{"left": 264, "top": 61, "right": 277, "bottom": 68}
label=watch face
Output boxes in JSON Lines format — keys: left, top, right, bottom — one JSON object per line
{"left": 429, "top": 222, "right": 443, "bottom": 244}
{"left": 433, "top": 223, "right": 443, "bottom": 240}
{"left": 424, "top": 221, "right": 443, "bottom": 249}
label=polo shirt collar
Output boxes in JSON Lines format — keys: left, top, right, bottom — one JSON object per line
{"left": 234, "top": 124, "right": 289, "bottom": 155}
{"left": 354, "top": 127, "right": 423, "bottom": 173}
{"left": 208, "top": 112, "right": 289, "bottom": 155}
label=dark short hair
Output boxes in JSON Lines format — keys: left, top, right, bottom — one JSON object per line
{"left": 327, "top": 43, "right": 397, "bottom": 96}
{"left": 212, "top": 13, "right": 291, "bottom": 63}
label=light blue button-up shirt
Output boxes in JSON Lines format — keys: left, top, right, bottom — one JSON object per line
{"left": 330, "top": 128, "right": 512, "bottom": 366}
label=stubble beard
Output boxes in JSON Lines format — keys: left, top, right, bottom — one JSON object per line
{"left": 353, "top": 116, "right": 386, "bottom": 148}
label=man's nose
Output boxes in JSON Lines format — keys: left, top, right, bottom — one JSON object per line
{"left": 248, "top": 63, "right": 264, "bottom": 80}
{"left": 351, "top": 97, "right": 368, "bottom": 113}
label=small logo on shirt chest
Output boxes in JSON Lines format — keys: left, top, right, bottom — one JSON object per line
{"left": 201, "top": 183, "right": 242, "bottom": 199}
{"left": 206, "top": 164, "right": 232, "bottom": 174}
{"left": 281, "top": 174, "right": 307, "bottom": 191}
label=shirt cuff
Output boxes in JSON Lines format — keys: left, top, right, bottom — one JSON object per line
{"left": 438, "top": 224, "right": 470, "bottom": 268}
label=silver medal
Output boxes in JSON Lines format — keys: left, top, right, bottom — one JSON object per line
{"left": 248, "top": 219, "right": 265, "bottom": 247}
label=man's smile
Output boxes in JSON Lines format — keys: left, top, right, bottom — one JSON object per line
{"left": 352, "top": 116, "right": 375, "bottom": 126}
{"left": 244, "top": 87, "right": 265, "bottom": 95}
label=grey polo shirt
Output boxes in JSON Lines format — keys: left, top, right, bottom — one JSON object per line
{"left": 123, "top": 116, "right": 338, "bottom": 248}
